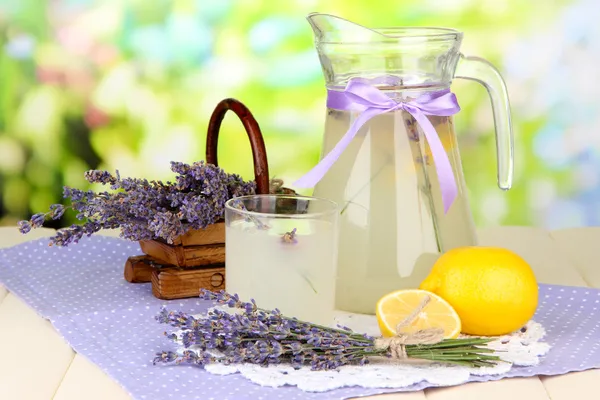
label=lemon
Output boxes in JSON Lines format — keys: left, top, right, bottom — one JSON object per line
{"left": 375, "top": 289, "right": 461, "bottom": 339}
{"left": 419, "top": 246, "right": 538, "bottom": 336}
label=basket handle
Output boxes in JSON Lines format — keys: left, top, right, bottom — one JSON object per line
{"left": 205, "top": 98, "right": 270, "bottom": 195}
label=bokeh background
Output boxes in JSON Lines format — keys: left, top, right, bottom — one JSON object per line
{"left": 0, "top": 0, "right": 598, "bottom": 230}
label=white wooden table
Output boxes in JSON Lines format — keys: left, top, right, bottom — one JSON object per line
{"left": 1, "top": 226, "right": 599, "bottom": 400}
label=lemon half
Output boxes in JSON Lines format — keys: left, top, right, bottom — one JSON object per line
{"left": 375, "top": 289, "right": 461, "bottom": 339}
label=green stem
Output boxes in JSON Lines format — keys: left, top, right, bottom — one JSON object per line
{"left": 299, "top": 273, "right": 318, "bottom": 294}
{"left": 411, "top": 354, "right": 500, "bottom": 361}
{"left": 408, "top": 347, "right": 497, "bottom": 354}
{"left": 340, "top": 160, "right": 389, "bottom": 215}
{"left": 416, "top": 338, "right": 494, "bottom": 348}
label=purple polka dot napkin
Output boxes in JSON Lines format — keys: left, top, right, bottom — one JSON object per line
{"left": 1, "top": 235, "right": 599, "bottom": 400}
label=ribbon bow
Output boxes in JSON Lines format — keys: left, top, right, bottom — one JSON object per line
{"left": 293, "top": 79, "right": 461, "bottom": 213}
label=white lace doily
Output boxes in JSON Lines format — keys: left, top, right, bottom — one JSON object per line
{"left": 174, "top": 310, "right": 550, "bottom": 393}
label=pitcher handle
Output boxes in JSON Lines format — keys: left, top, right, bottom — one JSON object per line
{"left": 455, "top": 54, "right": 514, "bottom": 190}
{"left": 205, "top": 98, "right": 271, "bottom": 195}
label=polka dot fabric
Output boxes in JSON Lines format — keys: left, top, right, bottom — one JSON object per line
{"left": 0, "top": 236, "right": 599, "bottom": 400}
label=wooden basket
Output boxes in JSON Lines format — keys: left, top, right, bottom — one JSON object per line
{"left": 124, "top": 98, "right": 272, "bottom": 300}
{"left": 138, "top": 222, "right": 226, "bottom": 268}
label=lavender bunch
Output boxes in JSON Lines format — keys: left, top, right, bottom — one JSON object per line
{"left": 18, "top": 161, "right": 256, "bottom": 246}
{"left": 153, "top": 290, "right": 501, "bottom": 371}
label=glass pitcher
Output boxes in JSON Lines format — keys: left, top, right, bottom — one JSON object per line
{"left": 294, "top": 13, "right": 514, "bottom": 314}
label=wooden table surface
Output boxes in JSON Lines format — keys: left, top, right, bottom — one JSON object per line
{"left": 1, "top": 226, "right": 599, "bottom": 400}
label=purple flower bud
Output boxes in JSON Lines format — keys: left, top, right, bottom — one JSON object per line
{"left": 165, "top": 333, "right": 178, "bottom": 342}
{"left": 84, "top": 170, "right": 117, "bottom": 185}
{"left": 182, "top": 331, "right": 195, "bottom": 348}
{"left": 291, "top": 354, "right": 304, "bottom": 369}
{"left": 49, "top": 204, "right": 65, "bottom": 220}
{"left": 30, "top": 213, "right": 46, "bottom": 228}
{"left": 155, "top": 307, "right": 170, "bottom": 323}
{"left": 17, "top": 220, "right": 31, "bottom": 234}
{"left": 336, "top": 324, "right": 353, "bottom": 332}
{"left": 244, "top": 302, "right": 255, "bottom": 314}
{"left": 152, "top": 351, "right": 178, "bottom": 365}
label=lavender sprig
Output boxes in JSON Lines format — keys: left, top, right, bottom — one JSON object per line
{"left": 281, "top": 228, "right": 297, "bottom": 244}
{"left": 17, "top": 161, "right": 256, "bottom": 246}
{"left": 153, "top": 289, "right": 501, "bottom": 371}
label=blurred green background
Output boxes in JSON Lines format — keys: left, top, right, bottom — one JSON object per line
{"left": 1, "top": 0, "right": 599, "bottom": 230}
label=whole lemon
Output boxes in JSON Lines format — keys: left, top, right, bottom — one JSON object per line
{"left": 419, "top": 246, "right": 538, "bottom": 336}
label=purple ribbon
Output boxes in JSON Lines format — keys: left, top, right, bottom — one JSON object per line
{"left": 293, "top": 79, "right": 461, "bottom": 213}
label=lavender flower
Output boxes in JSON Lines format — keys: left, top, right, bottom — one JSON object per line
{"left": 17, "top": 220, "right": 31, "bottom": 234}
{"left": 31, "top": 213, "right": 45, "bottom": 228}
{"left": 17, "top": 161, "right": 257, "bottom": 246}
{"left": 154, "top": 289, "right": 500, "bottom": 371}
{"left": 49, "top": 204, "right": 65, "bottom": 220}
{"left": 84, "top": 170, "right": 118, "bottom": 186}
{"left": 281, "top": 228, "right": 297, "bottom": 244}
{"left": 63, "top": 187, "right": 88, "bottom": 202}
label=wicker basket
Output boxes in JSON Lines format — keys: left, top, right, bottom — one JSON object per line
{"left": 124, "top": 98, "right": 272, "bottom": 300}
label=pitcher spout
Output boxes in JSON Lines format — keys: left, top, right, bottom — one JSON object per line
{"left": 306, "top": 12, "right": 382, "bottom": 44}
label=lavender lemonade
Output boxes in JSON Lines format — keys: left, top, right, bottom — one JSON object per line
{"left": 312, "top": 93, "right": 477, "bottom": 314}
{"left": 224, "top": 195, "right": 339, "bottom": 326}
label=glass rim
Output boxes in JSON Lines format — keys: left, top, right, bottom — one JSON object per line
{"left": 374, "top": 26, "right": 462, "bottom": 37}
{"left": 225, "top": 194, "right": 339, "bottom": 219}
{"left": 317, "top": 26, "right": 463, "bottom": 45}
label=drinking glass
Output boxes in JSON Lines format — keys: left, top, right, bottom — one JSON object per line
{"left": 224, "top": 194, "right": 339, "bottom": 326}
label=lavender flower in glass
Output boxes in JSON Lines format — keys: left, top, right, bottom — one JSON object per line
{"left": 224, "top": 195, "right": 339, "bottom": 326}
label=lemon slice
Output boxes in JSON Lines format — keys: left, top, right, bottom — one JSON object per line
{"left": 375, "top": 289, "right": 461, "bottom": 338}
